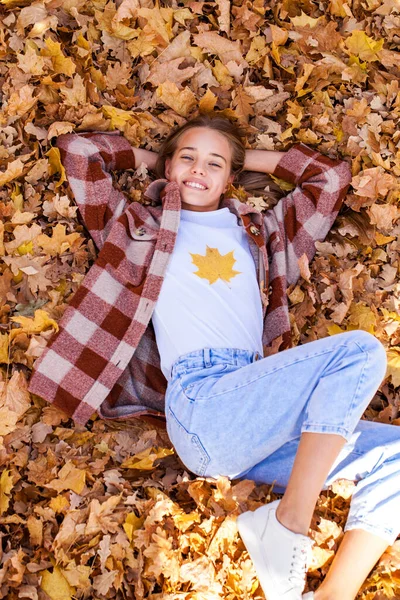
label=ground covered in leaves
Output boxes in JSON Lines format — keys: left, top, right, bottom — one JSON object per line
{"left": 1, "top": 0, "right": 400, "bottom": 598}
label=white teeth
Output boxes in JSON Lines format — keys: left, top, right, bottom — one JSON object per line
{"left": 184, "top": 181, "right": 207, "bottom": 190}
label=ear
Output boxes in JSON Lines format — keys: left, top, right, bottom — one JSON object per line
{"left": 225, "top": 174, "right": 234, "bottom": 190}
{"left": 165, "top": 158, "right": 171, "bottom": 179}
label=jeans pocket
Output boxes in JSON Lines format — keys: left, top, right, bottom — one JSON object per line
{"left": 166, "top": 407, "right": 210, "bottom": 476}
{"left": 178, "top": 363, "right": 229, "bottom": 401}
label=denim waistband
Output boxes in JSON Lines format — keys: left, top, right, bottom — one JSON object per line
{"left": 170, "top": 347, "right": 262, "bottom": 378}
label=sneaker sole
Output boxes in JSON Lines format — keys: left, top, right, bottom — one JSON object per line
{"left": 237, "top": 508, "right": 289, "bottom": 600}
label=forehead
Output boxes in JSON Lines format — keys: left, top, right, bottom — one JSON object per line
{"left": 176, "top": 127, "right": 232, "bottom": 158}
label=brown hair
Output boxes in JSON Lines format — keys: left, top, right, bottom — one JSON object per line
{"left": 154, "top": 114, "right": 283, "bottom": 205}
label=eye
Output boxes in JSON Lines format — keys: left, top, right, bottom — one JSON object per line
{"left": 181, "top": 155, "right": 193, "bottom": 160}
{"left": 210, "top": 162, "right": 222, "bottom": 168}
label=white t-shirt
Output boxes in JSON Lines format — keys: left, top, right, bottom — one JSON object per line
{"left": 151, "top": 207, "right": 264, "bottom": 380}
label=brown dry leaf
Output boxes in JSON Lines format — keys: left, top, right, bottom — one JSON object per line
{"left": 7, "top": 85, "right": 38, "bottom": 118}
{"left": 36, "top": 223, "right": 82, "bottom": 256}
{"left": 193, "top": 32, "right": 248, "bottom": 66}
{"left": 17, "top": 45, "right": 47, "bottom": 76}
{"left": 298, "top": 253, "right": 311, "bottom": 283}
{"left": 93, "top": 570, "right": 118, "bottom": 595}
{"left": 46, "top": 461, "right": 86, "bottom": 494}
{"left": 0, "top": 158, "right": 24, "bottom": 186}
{"left": 352, "top": 167, "right": 396, "bottom": 199}
{"left": 85, "top": 495, "right": 122, "bottom": 535}
{"left": 1, "top": 0, "right": 400, "bottom": 597}
{"left": 156, "top": 81, "right": 197, "bottom": 117}
{"left": 368, "top": 204, "right": 400, "bottom": 232}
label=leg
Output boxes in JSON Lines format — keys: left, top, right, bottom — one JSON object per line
{"left": 314, "top": 529, "right": 388, "bottom": 600}
{"left": 169, "top": 330, "right": 387, "bottom": 479}
{"left": 241, "top": 420, "right": 400, "bottom": 599}
{"left": 276, "top": 432, "right": 346, "bottom": 535}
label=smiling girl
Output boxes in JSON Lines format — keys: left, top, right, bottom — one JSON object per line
{"left": 29, "top": 115, "right": 399, "bottom": 600}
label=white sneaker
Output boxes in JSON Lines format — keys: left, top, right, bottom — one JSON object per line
{"left": 237, "top": 499, "right": 313, "bottom": 600}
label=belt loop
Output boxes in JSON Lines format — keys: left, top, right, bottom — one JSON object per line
{"left": 203, "top": 348, "right": 212, "bottom": 367}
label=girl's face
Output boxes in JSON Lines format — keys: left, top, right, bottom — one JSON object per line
{"left": 165, "top": 127, "right": 234, "bottom": 212}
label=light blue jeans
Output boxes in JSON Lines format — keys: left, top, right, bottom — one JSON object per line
{"left": 165, "top": 331, "right": 400, "bottom": 544}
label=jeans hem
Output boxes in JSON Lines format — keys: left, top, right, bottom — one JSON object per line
{"left": 302, "top": 423, "right": 350, "bottom": 441}
{"left": 345, "top": 519, "right": 397, "bottom": 545}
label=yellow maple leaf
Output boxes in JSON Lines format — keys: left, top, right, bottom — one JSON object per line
{"left": 199, "top": 88, "right": 217, "bottom": 113}
{"left": 41, "top": 567, "right": 76, "bottom": 600}
{"left": 47, "top": 461, "right": 86, "bottom": 494}
{"left": 0, "top": 223, "right": 4, "bottom": 258}
{"left": 127, "top": 32, "right": 157, "bottom": 59}
{"left": 0, "top": 469, "right": 13, "bottom": 515}
{"left": 121, "top": 446, "right": 174, "bottom": 469}
{"left": 41, "top": 38, "right": 76, "bottom": 76}
{"left": 138, "top": 6, "right": 173, "bottom": 44}
{"left": 11, "top": 184, "right": 24, "bottom": 210}
{"left": 347, "top": 303, "right": 376, "bottom": 334}
{"left": 156, "top": 81, "right": 197, "bottom": 117}
{"left": 344, "top": 30, "right": 384, "bottom": 62}
{"left": 190, "top": 246, "right": 242, "bottom": 285}
{"left": 245, "top": 35, "right": 267, "bottom": 65}
{"left": 375, "top": 232, "right": 396, "bottom": 245}
{"left": 102, "top": 105, "right": 133, "bottom": 130}
{"left": 60, "top": 74, "right": 87, "bottom": 107}
{"left": 0, "top": 333, "right": 10, "bottom": 364}
{"left": 49, "top": 496, "right": 70, "bottom": 513}
{"left": 95, "top": 3, "right": 138, "bottom": 40}
{"left": 123, "top": 512, "right": 145, "bottom": 542}
{"left": 45, "top": 147, "right": 67, "bottom": 188}
{"left": 291, "top": 11, "right": 322, "bottom": 28}
{"left": 212, "top": 60, "right": 233, "bottom": 87}
{"left": 10, "top": 309, "right": 59, "bottom": 339}
{"left": 386, "top": 347, "right": 400, "bottom": 388}
{"left": 36, "top": 223, "right": 81, "bottom": 256}
{"left": 327, "top": 324, "right": 346, "bottom": 336}
{"left": 173, "top": 7, "right": 195, "bottom": 26}
{"left": 270, "top": 42, "right": 296, "bottom": 74}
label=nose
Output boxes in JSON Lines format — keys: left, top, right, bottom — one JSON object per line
{"left": 191, "top": 161, "right": 205, "bottom": 175}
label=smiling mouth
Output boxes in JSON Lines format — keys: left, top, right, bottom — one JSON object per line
{"left": 183, "top": 181, "right": 208, "bottom": 190}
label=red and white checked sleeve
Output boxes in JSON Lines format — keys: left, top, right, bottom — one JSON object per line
{"left": 264, "top": 143, "right": 352, "bottom": 285}
{"left": 56, "top": 132, "right": 136, "bottom": 250}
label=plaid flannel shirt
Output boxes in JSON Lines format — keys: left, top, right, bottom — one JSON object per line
{"left": 28, "top": 132, "right": 352, "bottom": 425}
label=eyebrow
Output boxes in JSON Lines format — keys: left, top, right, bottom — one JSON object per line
{"left": 179, "top": 146, "right": 227, "bottom": 164}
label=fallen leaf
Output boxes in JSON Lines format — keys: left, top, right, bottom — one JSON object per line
{"left": 40, "top": 567, "right": 76, "bottom": 600}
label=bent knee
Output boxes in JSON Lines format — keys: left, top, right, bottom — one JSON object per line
{"left": 345, "top": 330, "right": 387, "bottom": 381}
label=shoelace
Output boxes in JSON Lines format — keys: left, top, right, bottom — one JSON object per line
{"left": 288, "top": 537, "right": 313, "bottom": 588}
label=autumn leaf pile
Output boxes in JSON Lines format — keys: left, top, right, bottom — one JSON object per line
{"left": 1, "top": 0, "right": 400, "bottom": 597}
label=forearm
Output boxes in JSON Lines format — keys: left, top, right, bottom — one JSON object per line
{"left": 244, "top": 149, "right": 287, "bottom": 175}
{"left": 132, "top": 147, "right": 158, "bottom": 171}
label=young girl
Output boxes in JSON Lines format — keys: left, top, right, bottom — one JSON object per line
{"left": 29, "top": 115, "right": 399, "bottom": 600}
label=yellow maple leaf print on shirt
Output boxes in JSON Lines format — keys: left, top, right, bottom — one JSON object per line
{"left": 190, "top": 246, "right": 241, "bottom": 284}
